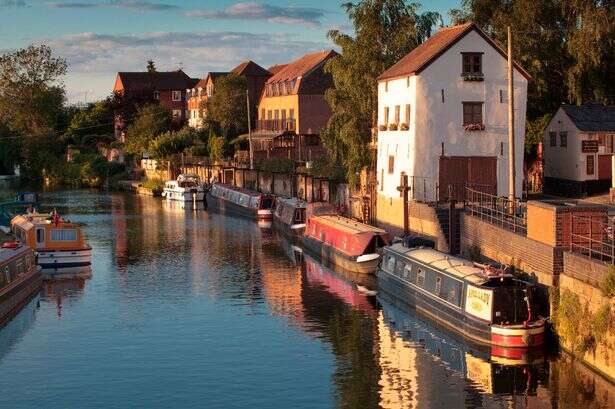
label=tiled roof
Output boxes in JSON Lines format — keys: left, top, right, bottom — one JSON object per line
{"left": 231, "top": 60, "right": 271, "bottom": 77}
{"left": 194, "top": 72, "right": 229, "bottom": 89}
{"left": 117, "top": 70, "right": 192, "bottom": 91}
{"left": 267, "top": 64, "right": 288, "bottom": 75}
{"left": 561, "top": 103, "right": 615, "bottom": 132}
{"left": 267, "top": 50, "right": 337, "bottom": 84}
{"left": 378, "top": 22, "right": 530, "bottom": 81}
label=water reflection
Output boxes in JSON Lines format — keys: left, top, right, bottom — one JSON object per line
{"left": 0, "top": 191, "right": 611, "bottom": 409}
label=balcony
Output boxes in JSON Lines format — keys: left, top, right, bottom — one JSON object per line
{"left": 461, "top": 72, "right": 484, "bottom": 82}
{"left": 256, "top": 119, "right": 296, "bottom": 134}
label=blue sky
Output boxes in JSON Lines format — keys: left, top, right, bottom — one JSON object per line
{"left": 1, "top": 1, "right": 459, "bottom": 103}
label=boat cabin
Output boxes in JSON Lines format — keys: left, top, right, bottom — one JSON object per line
{"left": 210, "top": 184, "right": 274, "bottom": 210}
{"left": 0, "top": 243, "right": 37, "bottom": 288}
{"left": 305, "top": 215, "right": 389, "bottom": 257}
{"left": 11, "top": 213, "right": 88, "bottom": 252}
{"left": 274, "top": 197, "right": 306, "bottom": 226}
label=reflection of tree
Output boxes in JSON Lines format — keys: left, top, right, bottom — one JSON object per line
{"left": 552, "top": 356, "right": 612, "bottom": 409}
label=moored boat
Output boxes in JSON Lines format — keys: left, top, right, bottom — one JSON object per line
{"left": 162, "top": 174, "right": 205, "bottom": 202}
{"left": 11, "top": 211, "right": 92, "bottom": 270}
{"left": 206, "top": 183, "right": 274, "bottom": 221}
{"left": 378, "top": 241, "right": 546, "bottom": 348}
{"left": 272, "top": 197, "right": 306, "bottom": 238}
{"left": 0, "top": 241, "right": 42, "bottom": 325}
{"left": 301, "top": 208, "right": 389, "bottom": 274}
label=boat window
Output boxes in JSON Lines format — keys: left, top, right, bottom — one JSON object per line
{"left": 395, "top": 259, "right": 405, "bottom": 277}
{"left": 296, "top": 209, "right": 306, "bottom": 223}
{"left": 250, "top": 197, "right": 259, "bottom": 208}
{"left": 403, "top": 264, "right": 412, "bottom": 280}
{"left": 386, "top": 255, "right": 396, "bottom": 272}
{"left": 417, "top": 268, "right": 425, "bottom": 287}
{"left": 36, "top": 228, "right": 44, "bottom": 244}
{"left": 50, "top": 229, "right": 77, "bottom": 241}
{"left": 435, "top": 275, "right": 442, "bottom": 296}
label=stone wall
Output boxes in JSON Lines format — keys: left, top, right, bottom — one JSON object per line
{"left": 460, "top": 214, "right": 560, "bottom": 286}
{"left": 563, "top": 251, "right": 611, "bottom": 289}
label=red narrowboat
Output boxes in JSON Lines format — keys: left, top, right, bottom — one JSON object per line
{"left": 301, "top": 209, "right": 390, "bottom": 274}
{"left": 206, "top": 183, "right": 274, "bottom": 221}
{"left": 0, "top": 241, "right": 42, "bottom": 325}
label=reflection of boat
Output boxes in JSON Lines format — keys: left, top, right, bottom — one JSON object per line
{"left": 162, "top": 199, "right": 205, "bottom": 212}
{"left": 11, "top": 211, "right": 92, "bottom": 269}
{"left": 378, "top": 294, "right": 543, "bottom": 397}
{"left": 0, "top": 242, "right": 42, "bottom": 325}
{"left": 303, "top": 254, "right": 376, "bottom": 313}
{"left": 162, "top": 174, "right": 205, "bottom": 202}
{"left": 206, "top": 183, "right": 274, "bottom": 221}
{"left": 302, "top": 210, "right": 389, "bottom": 274}
{"left": 41, "top": 264, "right": 92, "bottom": 280}
{"left": 379, "top": 242, "right": 546, "bottom": 348}
{"left": 41, "top": 274, "right": 89, "bottom": 318}
{"left": 0, "top": 294, "right": 39, "bottom": 361}
{"left": 272, "top": 197, "right": 307, "bottom": 239}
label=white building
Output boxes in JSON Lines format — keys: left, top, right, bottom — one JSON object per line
{"left": 543, "top": 103, "right": 615, "bottom": 197}
{"left": 375, "top": 22, "right": 529, "bottom": 231}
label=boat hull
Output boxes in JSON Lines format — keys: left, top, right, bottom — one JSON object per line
{"left": 163, "top": 188, "right": 205, "bottom": 202}
{"left": 206, "top": 193, "right": 271, "bottom": 221}
{"left": 0, "top": 266, "right": 42, "bottom": 326}
{"left": 377, "top": 268, "right": 544, "bottom": 348}
{"left": 301, "top": 234, "right": 380, "bottom": 274}
{"left": 37, "top": 248, "right": 92, "bottom": 269}
{"left": 272, "top": 217, "right": 305, "bottom": 241}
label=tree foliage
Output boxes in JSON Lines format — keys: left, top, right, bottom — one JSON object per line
{"left": 63, "top": 99, "right": 114, "bottom": 147}
{"left": 204, "top": 74, "right": 248, "bottom": 139}
{"left": 148, "top": 127, "right": 195, "bottom": 159}
{"left": 124, "top": 103, "right": 173, "bottom": 156}
{"left": 322, "top": 0, "right": 441, "bottom": 181}
{"left": 146, "top": 60, "right": 156, "bottom": 73}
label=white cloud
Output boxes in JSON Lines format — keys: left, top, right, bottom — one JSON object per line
{"left": 0, "top": 0, "right": 28, "bottom": 7}
{"left": 36, "top": 31, "right": 330, "bottom": 102}
{"left": 186, "top": 2, "right": 326, "bottom": 28}
{"left": 47, "top": 1, "right": 179, "bottom": 11}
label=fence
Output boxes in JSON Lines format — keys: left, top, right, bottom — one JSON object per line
{"left": 464, "top": 187, "right": 528, "bottom": 235}
{"left": 570, "top": 214, "right": 614, "bottom": 264}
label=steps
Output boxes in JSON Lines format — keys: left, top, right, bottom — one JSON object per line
{"left": 435, "top": 204, "right": 461, "bottom": 255}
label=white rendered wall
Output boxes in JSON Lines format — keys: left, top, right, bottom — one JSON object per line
{"left": 543, "top": 108, "right": 585, "bottom": 181}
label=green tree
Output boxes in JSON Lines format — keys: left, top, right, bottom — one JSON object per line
{"left": 146, "top": 60, "right": 156, "bottom": 73}
{"left": 204, "top": 74, "right": 248, "bottom": 139}
{"left": 124, "top": 103, "right": 172, "bottom": 157}
{"left": 148, "top": 127, "right": 194, "bottom": 159}
{"left": 63, "top": 99, "right": 114, "bottom": 147}
{"left": 208, "top": 134, "right": 226, "bottom": 163}
{"left": 322, "top": 0, "right": 440, "bottom": 182}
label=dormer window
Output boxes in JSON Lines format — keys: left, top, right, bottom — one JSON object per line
{"left": 461, "top": 53, "right": 483, "bottom": 81}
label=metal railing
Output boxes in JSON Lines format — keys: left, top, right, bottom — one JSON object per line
{"left": 464, "top": 187, "right": 527, "bottom": 235}
{"left": 570, "top": 214, "right": 614, "bottom": 264}
{"left": 256, "top": 119, "right": 296, "bottom": 133}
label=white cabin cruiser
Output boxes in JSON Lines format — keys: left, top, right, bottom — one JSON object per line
{"left": 162, "top": 174, "right": 205, "bottom": 202}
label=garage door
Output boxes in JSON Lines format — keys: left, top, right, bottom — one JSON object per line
{"left": 598, "top": 155, "right": 612, "bottom": 180}
{"left": 439, "top": 156, "right": 497, "bottom": 201}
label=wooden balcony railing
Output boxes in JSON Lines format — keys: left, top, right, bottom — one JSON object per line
{"left": 256, "top": 119, "right": 296, "bottom": 133}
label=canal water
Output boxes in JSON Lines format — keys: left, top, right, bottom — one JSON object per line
{"left": 0, "top": 190, "right": 612, "bottom": 408}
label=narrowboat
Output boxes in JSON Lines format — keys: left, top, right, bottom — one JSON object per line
{"left": 162, "top": 174, "right": 205, "bottom": 202}
{"left": 272, "top": 197, "right": 307, "bottom": 238}
{"left": 301, "top": 211, "right": 389, "bottom": 274}
{"left": 11, "top": 210, "right": 92, "bottom": 269}
{"left": 0, "top": 241, "right": 42, "bottom": 325}
{"left": 206, "top": 183, "right": 274, "bottom": 221}
{"left": 378, "top": 241, "right": 546, "bottom": 348}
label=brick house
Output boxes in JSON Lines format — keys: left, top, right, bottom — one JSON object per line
{"left": 113, "top": 70, "right": 197, "bottom": 141}
{"left": 252, "top": 50, "right": 337, "bottom": 163}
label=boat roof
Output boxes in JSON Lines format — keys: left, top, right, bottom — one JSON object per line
{"left": 277, "top": 197, "right": 307, "bottom": 208}
{"left": 213, "top": 183, "right": 268, "bottom": 197}
{"left": 386, "top": 243, "right": 486, "bottom": 284}
{"left": 312, "top": 215, "right": 387, "bottom": 235}
{"left": 12, "top": 213, "right": 79, "bottom": 229}
{"left": 0, "top": 243, "right": 30, "bottom": 264}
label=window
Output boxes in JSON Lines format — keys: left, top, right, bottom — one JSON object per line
{"left": 388, "top": 155, "right": 394, "bottom": 174}
{"left": 267, "top": 110, "right": 272, "bottom": 120}
{"left": 549, "top": 131, "right": 557, "bottom": 147}
{"left": 261, "top": 109, "right": 265, "bottom": 120}
{"left": 386, "top": 255, "right": 396, "bottom": 272}
{"left": 172, "top": 110, "right": 181, "bottom": 118}
{"left": 384, "top": 106, "right": 389, "bottom": 126}
{"left": 384, "top": 81, "right": 388, "bottom": 92}
{"left": 462, "top": 102, "right": 483, "bottom": 125}
{"left": 416, "top": 268, "right": 425, "bottom": 287}
{"left": 274, "top": 110, "right": 279, "bottom": 120}
{"left": 281, "top": 109, "right": 286, "bottom": 120}
{"left": 50, "top": 229, "right": 77, "bottom": 241}
{"left": 380, "top": 169, "right": 384, "bottom": 191}
{"left": 36, "top": 228, "right": 44, "bottom": 244}
{"left": 394, "top": 105, "right": 400, "bottom": 124}
{"left": 441, "top": 89, "right": 445, "bottom": 103}
{"left": 395, "top": 259, "right": 405, "bottom": 276}
{"left": 462, "top": 53, "right": 482, "bottom": 75}
{"left": 405, "top": 104, "right": 411, "bottom": 124}
{"left": 406, "top": 76, "right": 410, "bottom": 87}
{"left": 289, "top": 109, "right": 295, "bottom": 119}
{"left": 403, "top": 264, "right": 412, "bottom": 280}
{"left": 153, "top": 91, "right": 160, "bottom": 100}
{"left": 172, "top": 91, "right": 182, "bottom": 101}
{"left": 435, "top": 275, "right": 442, "bottom": 296}
{"left": 499, "top": 90, "right": 507, "bottom": 103}
{"left": 587, "top": 155, "right": 595, "bottom": 175}
{"left": 560, "top": 131, "right": 568, "bottom": 148}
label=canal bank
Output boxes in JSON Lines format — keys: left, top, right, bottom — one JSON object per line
{"left": 0, "top": 190, "right": 612, "bottom": 408}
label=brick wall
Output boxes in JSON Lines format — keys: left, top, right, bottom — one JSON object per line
{"left": 461, "top": 214, "right": 561, "bottom": 286}
{"left": 562, "top": 251, "right": 611, "bottom": 289}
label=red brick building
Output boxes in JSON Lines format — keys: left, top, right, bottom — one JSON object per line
{"left": 113, "top": 70, "right": 198, "bottom": 141}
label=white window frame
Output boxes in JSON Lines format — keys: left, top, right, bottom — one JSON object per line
{"left": 172, "top": 91, "right": 182, "bottom": 101}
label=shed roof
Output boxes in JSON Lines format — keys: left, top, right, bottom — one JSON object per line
{"left": 378, "top": 22, "right": 530, "bottom": 81}
{"left": 561, "top": 102, "right": 615, "bottom": 132}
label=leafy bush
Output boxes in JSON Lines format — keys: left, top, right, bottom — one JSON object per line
{"left": 141, "top": 178, "right": 164, "bottom": 191}
{"left": 148, "top": 127, "right": 194, "bottom": 159}
{"left": 256, "top": 158, "right": 295, "bottom": 173}
{"left": 600, "top": 266, "right": 615, "bottom": 298}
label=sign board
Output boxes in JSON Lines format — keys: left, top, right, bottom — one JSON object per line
{"left": 582, "top": 140, "right": 599, "bottom": 153}
{"left": 464, "top": 285, "right": 493, "bottom": 321}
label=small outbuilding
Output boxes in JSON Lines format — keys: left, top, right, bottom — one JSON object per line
{"left": 543, "top": 102, "right": 615, "bottom": 197}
